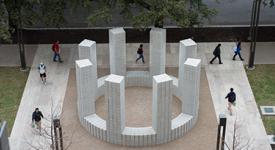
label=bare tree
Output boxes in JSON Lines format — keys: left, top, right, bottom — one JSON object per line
{"left": 24, "top": 98, "right": 76, "bottom": 150}
{"left": 223, "top": 116, "right": 255, "bottom": 150}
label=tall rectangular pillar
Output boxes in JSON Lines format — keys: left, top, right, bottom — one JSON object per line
{"left": 78, "top": 39, "right": 97, "bottom": 84}
{"left": 105, "top": 74, "right": 125, "bottom": 144}
{"left": 152, "top": 74, "right": 172, "bottom": 144}
{"left": 150, "top": 28, "right": 166, "bottom": 76}
{"left": 182, "top": 58, "right": 201, "bottom": 119}
{"left": 109, "top": 28, "right": 126, "bottom": 76}
{"left": 75, "top": 59, "right": 96, "bottom": 123}
{"left": 179, "top": 39, "right": 197, "bottom": 99}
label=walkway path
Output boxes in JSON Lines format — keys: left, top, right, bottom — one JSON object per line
{"left": 9, "top": 44, "right": 77, "bottom": 150}
{"left": 199, "top": 42, "right": 271, "bottom": 150}
{"left": 3, "top": 42, "right": 273, "bottom": 149}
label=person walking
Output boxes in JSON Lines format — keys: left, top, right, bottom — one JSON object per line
{"left": 210, "top": 44, "right": 223, "bottom": 64}
{"left": 225, "top": 88, "right": 236, "bottom": 116}
{"left": 232, "top": 39, "right": 244, "bottom": 61}
{"left": 52, "top": 40, "right": 63, "bottom": 63}
{"left": 38, "top": 62, "right": 47, "bottom": 84}
{"left": 32, "top": 108, "right": 44, "bottom": 133}
{"left": 135, "top": 44, "right": 145, "bottom": 64}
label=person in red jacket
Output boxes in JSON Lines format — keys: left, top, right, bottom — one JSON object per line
{"left": 52, "top": 40, "right": 63, "bottom": 63}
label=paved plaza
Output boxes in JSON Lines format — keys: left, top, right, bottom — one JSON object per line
{"left": 0, "top": 41, "right": 274, "bottom": 149}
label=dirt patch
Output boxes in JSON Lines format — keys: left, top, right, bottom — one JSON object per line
{"left": 61, "top": 68, "right": 218, "bottom": 150}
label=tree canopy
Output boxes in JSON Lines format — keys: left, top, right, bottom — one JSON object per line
{"left": 0, "top": 0, "right": 66, "bottom": 42}
{"left": 75, "top": 0, "right": 217, "bottom": 28}
{"left": 1, "top": 0, "right": 274, "bottom": 42}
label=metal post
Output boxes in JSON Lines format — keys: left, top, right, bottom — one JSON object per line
{"left": 216, "top": 124, "right": 221, "bottom": 150}
{"left": 216, "top": 114, "right": 227, "bottom": 150}
{"left": 248, "top": 0, "right": 262, "bottom": 70}
{"left": 53, "top": 118, "right": 63, "bottom": 150}
{"left": 59, "top": 127, "right": 63, "bottom": 150}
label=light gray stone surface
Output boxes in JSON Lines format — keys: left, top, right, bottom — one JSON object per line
{"left": 78, "top": 39, "right": 98, "bottom": 82}
{"left": 149, "top": 28, "right": 166, "bottom": 75}
{"left": 109, "top": 28, "right": 126, "bottom": 76}
{"left": 76, "top": 59, "right": 96, "bottom": 123}
{"left": 105, "top": 74, "right": 125, "bottom": 144}
{"left": 182, "top": 58, "right": 201, "bottom": 121}
{"left": 152, "top": 74, "right": 172, "bottom": 144}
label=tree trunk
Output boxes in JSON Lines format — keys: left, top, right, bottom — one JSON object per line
{"left": 16, "top": 1, "right": 27, "bottom": 70}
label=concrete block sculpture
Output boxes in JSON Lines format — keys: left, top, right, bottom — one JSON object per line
{"left": 178, "top": 38, "right": 198, "bottom": 100}
{"left": 78, "top": 39, "right": 97, "bottom": 83}
{"left": 182, "top": 58, "right": 201, "bottom": 121}
{"left": 75, "top": 59, "right": 96, "bottom": 123}
{"left": 75, "top": 29, "right": 201, "bottom": 147}
{"left": 105, "top": 74, "right": 125, "bottom": 144}
{"left": 109, "top": 28, "right": 126, "bottom": 76}
{"left": 153, "top": 74, "right": 172, "bottom": 143}
{"left": 150, "top": 28, "right": 166, "bottom": 76}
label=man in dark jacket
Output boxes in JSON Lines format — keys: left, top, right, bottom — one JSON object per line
{"left": 135, "top": 44, "right": 145, "bottom": 63}
{"left": 210, "top": 44, "right": 223, "bottom": 64}
{"left": 225, "top": 88, "right": 236, "bottom": 116}
{"left": 32, "top": 108, "right": 44, "bottom": 132}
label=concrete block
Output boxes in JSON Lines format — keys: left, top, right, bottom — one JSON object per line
{"left": 75, "top": 59, "right": 96, "bottom": 122}
{"left": 109, "top": 28, "right": 126, "bottom": 76}
{"left": 150, "top": 28, "right": 166, "bottom": 76}
{"left": 78, "top": 39, "right": 98, "bottom": 83}
{"left": 152, "top": 74, "right": 172, "bottom": 144}
{"left": 181, "top": 58, "right": 201, "bottom": 119}
{"left": 178, "top": 38, "right": 197, "bottom": 100}
{"left": 105, "top": 74, "right": 125, "bottom": 144}
{"left": 0, "top": 121, "right": 10, "bottom": 150}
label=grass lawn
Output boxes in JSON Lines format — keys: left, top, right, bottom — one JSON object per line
{"left": 246, "top": 64, "right": 275, "bottom": 134}
{"left": 0, "top": 67, "right": 29, "bottom": 134}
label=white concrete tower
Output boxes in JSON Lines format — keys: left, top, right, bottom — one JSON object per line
{"left": 181, "top": 58, "right": 201, "bottom": 121}
{"left": 75, "top": 59, "right": 96, "bottom": 123}
{"left": 105, "top": 74, "right": 125, "bottom": 144}
{"left": 152, "top": 74, "right": 172, "bottom": 144}
{"left": 150, "top": 28, "right": 166, "bottom": 76}
{"left": 178, "top": 38, "right": 197, "bottom": 99}
{"left": 109, "top": 28, "right": 126, "bottom": 76}
{"left": 78, "top": 39, "right": 98, "bottom": 86}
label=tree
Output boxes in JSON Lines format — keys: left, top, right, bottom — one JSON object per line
{"left": 223, "top": 117, "right": 254, "bottom": 150}
{"left": 248, "top": 0, "right": 274, "bottom": 69}
{"left": 71, "top": 0, "right": 217, "bottom": 28}
{"left": 0, "top": 0, "right": 66, "bottom": 70}
{"left": 0, "top": 0, "right": 10, "bottom": 42}
{"left": 25, "top": 99, "right": 74, "bottom": 150}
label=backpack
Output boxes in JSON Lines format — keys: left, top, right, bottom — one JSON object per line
{"left": 230, "top": 93, "right": 236, "bottom": 101}
{"left": 137, "top": 48, "right": 142, "bottom": 54}
{"left": 38, "top": 64, "right": 46, "bottom": 74}
{"left": 51, "top": 44, "right": 55, "bottom": 51}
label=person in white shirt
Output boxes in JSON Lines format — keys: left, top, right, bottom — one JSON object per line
{"left": 38, "top": 62, "right": 47, "bottom": 84}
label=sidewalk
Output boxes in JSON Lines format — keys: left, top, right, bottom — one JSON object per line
{"left": 199, "top": 42, "right": 272, "bottom": 150}
{"left": 9, "top": 44, "right": 77, "bottom": 149}
{"left": 1, "top": 42, "right": 275, "bottom": 67}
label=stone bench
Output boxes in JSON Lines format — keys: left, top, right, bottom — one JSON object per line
{"left": 171, "top": 113, "right": 193, "bottom": 140}
{"left": 84, "top": 114, "right": 107, "bottom": 141}
{"left": 122, "top": 127, "right": 156, "bottom": 146}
